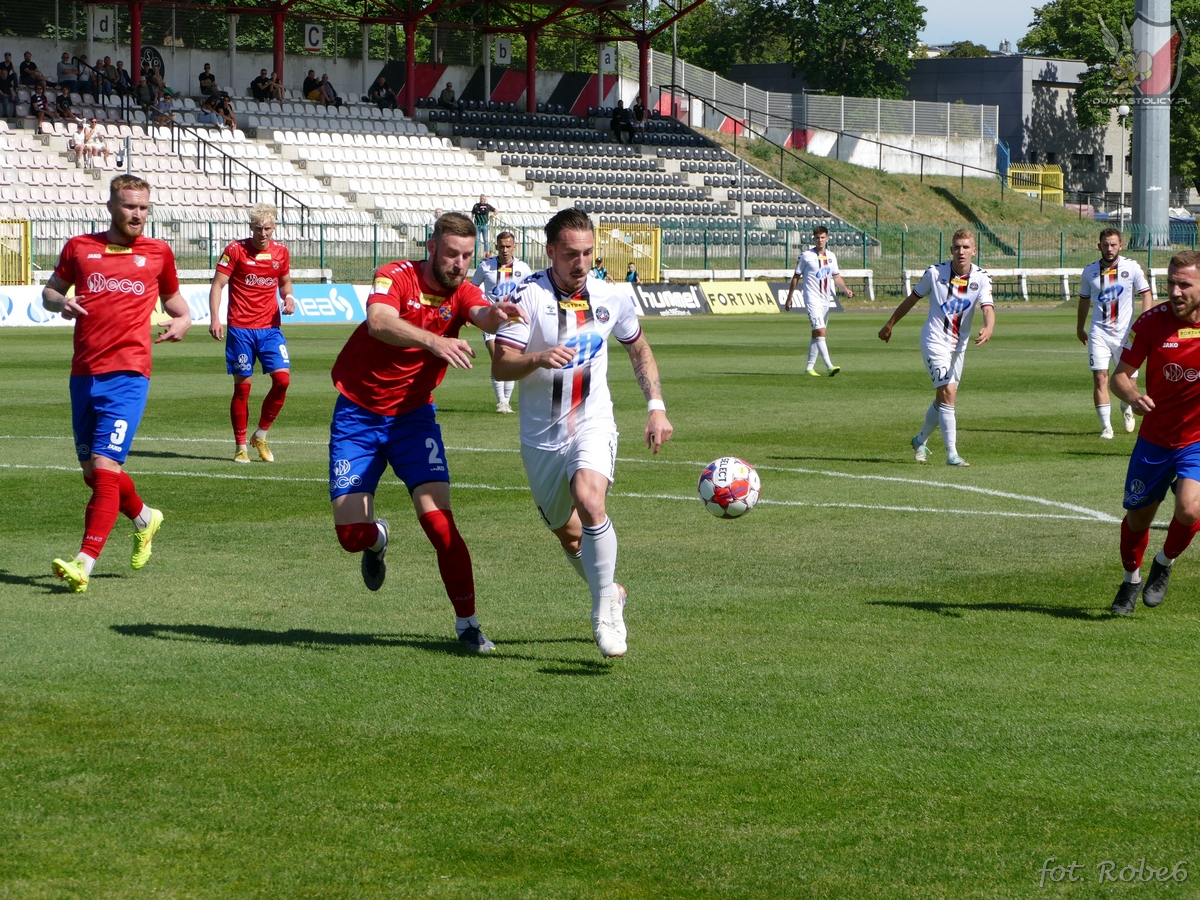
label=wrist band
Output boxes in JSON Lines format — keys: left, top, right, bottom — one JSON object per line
{"left": 284, "top": 293, "right": 296, "bottom": 300}
{"left": 647, "top": 399, "right": 666, "bottom": 413}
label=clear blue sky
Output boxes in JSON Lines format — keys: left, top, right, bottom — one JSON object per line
{"left": 918, "top": 0, "right": 1041, "bottom": 49}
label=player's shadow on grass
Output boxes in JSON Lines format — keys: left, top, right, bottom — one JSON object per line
{"left": 110, "top": 623, "right": 608, "bottom": 670}
{"left": 127, "top": 450, "right": 229, "bottom": 462}
{"left": 1, "top": 569, "right": 124, "bottom": 592}
{"left": 869, "top": 599, "right": 1106, "bottom": 620}
{"left": 971, "top": 428, "right": 1094, "bottom": 437}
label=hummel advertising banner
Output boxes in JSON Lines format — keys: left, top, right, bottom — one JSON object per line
{"left": 699, "top": 281, "right": 780, "bottom": 315}
{"left": 632, "top": 283, "right": 710, "bottom": 316}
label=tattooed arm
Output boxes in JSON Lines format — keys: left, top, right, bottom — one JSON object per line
{"left": 625, "top": 333, "right": 673, "bottom": 454}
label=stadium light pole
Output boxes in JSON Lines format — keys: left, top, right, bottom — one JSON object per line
{"left": 1118, "top": 102, "right": 1130, "bottom": 221}
{"left": 1131, "top": 0, "right": 1172, "bottom": 248}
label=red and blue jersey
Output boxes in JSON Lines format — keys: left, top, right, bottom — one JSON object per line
{"left": 1120, "top": 303, "right": 1200, "bottom": 448}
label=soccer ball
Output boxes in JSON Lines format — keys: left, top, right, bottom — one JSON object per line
{"left": 698, "top": 457, "right": 761, "bottom": 519}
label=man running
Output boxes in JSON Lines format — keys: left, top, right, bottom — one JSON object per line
{"left": 471, "top": 229, "right": 532, "bottom": 413}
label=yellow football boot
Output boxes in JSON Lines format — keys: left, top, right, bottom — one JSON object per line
{"left": 131, "top": 507, "right": 163, "bottom": 570}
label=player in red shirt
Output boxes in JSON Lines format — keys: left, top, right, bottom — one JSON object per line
{"left": 1111, "top": 250, "right": 1200, "bottom": 613}
{"left": 208, "top": 203, "right": 295, "bottom": 464}
{"left": 328, "top": 212, "right": 525, "bottom": 652}
{"left": 41, "top": 174, "right": 192, "bottom": 593}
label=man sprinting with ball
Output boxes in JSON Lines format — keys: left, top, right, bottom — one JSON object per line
{"left": 1110, "top": 251, "right": 1200, "bottom": 614}
{"left": 878, "top": 228, "right": 995, "bottom": 467}
{"left": 327, "top": 212, "right": 526, "bottom": 652}
{"left": 209, "top": 203, "right": 295, "bottom": 464}
{"left": 492, "top": 209, "right": 673, "bottom": 659}
{"left": 42, "top": 174, "right": 192, "bottom": 592}
{"left": 1077, "top": 227, "right": 1152, "bottom": 440}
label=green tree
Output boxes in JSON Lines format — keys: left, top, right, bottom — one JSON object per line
{"left": 648, "top": 0, "right": 789, "bottom": 75}
{"left": 942, "top": 40, "right": 992, "bottom": 58}
{"left": 1020, "top": 0, "right": 1200, "bottom": 190}
{"left": 750, "top": 0, "right": 927, "bottom": 98}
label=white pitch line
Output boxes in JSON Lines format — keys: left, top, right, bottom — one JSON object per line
{"left": 0, "top": 435, "right": 1121, "bottom": 523}
{"left": 0, "top": 464, "right": 1108, "bottom": 523}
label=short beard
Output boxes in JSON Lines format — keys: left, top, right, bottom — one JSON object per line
{"left": 432, "top": 259, "right": 464, "bottom": 291}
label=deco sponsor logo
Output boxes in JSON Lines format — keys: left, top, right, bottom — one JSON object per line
{"left": 1162, "top": 363, "right": 1199, "bottom": 382}
{"left": 86, "top": 272, "right": 145, "bottom": 295}
{"left": 242, "top": 274, "right": 278, "bottom": 287}
{"left": 330, "top": 458, "right": 363, "bottom": 491}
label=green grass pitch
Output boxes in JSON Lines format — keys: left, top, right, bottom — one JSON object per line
{"left": 1, "top": 311, "right": 1197, "bottom": 899}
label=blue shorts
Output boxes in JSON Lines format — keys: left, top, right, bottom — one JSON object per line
{"left": 226, "top": 326, "right": 289, "bottom": 376}
{"left": 1123, "top": 436, "right": 1200, "bottom": 509}
{"left": 328, "top": 395, "right": 450, "bottom": 499}
{"left": 70, "top": 372, "right": 150, "bottom": 464}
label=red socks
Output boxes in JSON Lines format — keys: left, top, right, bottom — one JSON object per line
{"left": 258, "top": 370, "right": 290, "bottom": 432}
{"left": 336, "top": 522, "right": 379, "bottom": 553}
{"left": 418, "top": 510, "right": 476, "bottom": 617}
{"left": 1120, "top": 517, "right": 1151, "bottom": 572}
{"left": 231, "top": 382, "right": 252, "bottom": 445}
{"left": 1162, "top": 516, "right": 1200, "bottom": 561}
{"left": 117, "top": 470, "right": 144, "bottom": 520}
{"left": 81, "top": 468, "right": 121, "bottom": 560}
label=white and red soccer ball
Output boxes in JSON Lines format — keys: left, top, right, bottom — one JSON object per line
{"left": 698, "top": 457, "right": 761, "bottom": 518}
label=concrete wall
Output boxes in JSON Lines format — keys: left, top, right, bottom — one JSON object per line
{"left": 799, "top": 129, "right": 995, "bottom": 177}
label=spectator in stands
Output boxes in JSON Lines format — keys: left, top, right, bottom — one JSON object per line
{"left": 20, "top": 52, "right": 46, "bottom": 89}
{"left": 145, "top": 64, "right": 166, "bottom": 104}
{"left": 153, "top": 94, "right": 176, "bottom": 126}
{"left": 318, "top": 73, "right": 341, "bottom": 108}
{"left": 267, "top": 71, "right": 285, "bottom": 102}
{"left": 198, "top": 63, "right": 218, "bottom": 97}
{"left": 251, "top": 69, "right": 273, "bottom": 102}
{"left": 56, "top": 52, "right": 81, "bottom": 94}
{"left": 302, "top": 70, "right": 320, "bottom": 101}
{"left": 198, "top": 94, "right": 221, "bottom": 125}
{"left": 216, "top": 92, "right": 237, "bottom": 129}
{"left": 471, "top": 194, "right": 495, "bottom": 250}
{"left": 111, "top": 59, "right": 133, "bottom": 97}
{"left": 632, "top": 96, "right": 648, "bottom": 136}
{"left": 77, "top": 54, "right": 102, "bottom": 101}
{"left": 135, "top": 75, "right": 155, "bottom": 120}
{"left": 438, "top": 81, "right": 460, "bottom": 111}
{"left": 55, "top": 83, "right": 80, "bottom": 124}
{"left": 72, "top": 120, "right": 88, "bottom": 166}
{"left": 625, "top": 262, "right": 639, "bottom": 284}
{"left": 591, "top": 258, "right": 609, "bottom": 281}
{"left": 610, "top": 100, "right": 634, "bottom": 145}
{"left": 83, "top": 117, "right": 111, "bottom": 166}
{"left": 368, "top": 75, "right": 397, "bottom": 110}
{"left": 0, "top": 54, "right": 17, "bottom": 118}
{"left": 31, "top": 84, "right": 55, "bottom": 128}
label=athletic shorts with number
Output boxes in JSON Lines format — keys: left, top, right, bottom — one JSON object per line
{"left": 1088, "top": 329, "right": 1125, "bottom": 371}
{"left": 922, "top": 344, "right": 966, "bottom": 388}
{"left": 226, "top": 326, "right": 289, "bottom": 375}
{"left": 328, "top": 395, "right": 449, "bottom": 499}
{"left": 1123, "top": 436, "right": 1200, "bottom": 510}
{"left": 519, "top": 422, "right": 618, "bottom": 531}
{"left": 70, "top": 372, "right": 149, "bottom": 464}
{"left": 807, "top": 299, "right": 829, "bottom": 331}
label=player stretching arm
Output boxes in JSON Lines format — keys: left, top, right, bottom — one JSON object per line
{"left": 1076, "top": 227, "right": 1153, "bottom": 439}
{"left": 492, "top": 208, "right": 673, "bottom": 659}
{"left": 879, "top": 228, "right": 994, "bottom": 467}
{"left": 208, "top": 204, "right": 295, "bottom": 463}
{"left": 783, "top": 225, "right": 853, "bottom": 377}
{"left": 1108, "top": 251, "right": 1200, "bottom": 614}
{"left": 326, "top": 212, "right": 524, "bottom": 653}
{"left": 42, "top": 174, "right": 191, "bottom": 593}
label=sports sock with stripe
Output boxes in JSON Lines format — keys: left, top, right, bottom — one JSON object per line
{"left": 581, "top": 517, "right": 619, "bottom": 622}
{"left": 1096, "top": 403, "right": 1112, "bottom": 431}
{"left": 816, "top": 337, "right": 833, "bottom": 368}
{"left": 918, "top": 402, "right": 939, "bottom": 445}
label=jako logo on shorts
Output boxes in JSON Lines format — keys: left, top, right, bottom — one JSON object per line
{"left": 87, "top": 273, "right": 145, "bottom": 295}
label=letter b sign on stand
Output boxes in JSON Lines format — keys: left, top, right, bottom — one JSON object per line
{"left": 494, "top": 37, "right": 512, "bottom": 66}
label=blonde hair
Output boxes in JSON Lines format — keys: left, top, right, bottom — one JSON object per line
{"left": 249, "top": 203, "right": 277, "bottom": 227}
{"left": 951, "top": 227, "right": 976, "bottom": 247}
{"left": 109, "top": 174, "right": 151, "bottom": 202}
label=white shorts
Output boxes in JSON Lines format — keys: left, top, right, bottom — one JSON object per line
{"left": 519, "top": 423, "right": 618, "bottom": 531}
{"left": 806, "top": 297, "right": 829, "bottom": 331}
{"left": 1088, "top": 329, "right": 1124, "bottom": 371}
{"left": 922, "top": 345, "right": 966, "bottom": 388}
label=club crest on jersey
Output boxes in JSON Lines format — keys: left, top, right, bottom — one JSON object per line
{"left": 595, "top": 306, "right": 610, "bottom": 323}
{"left": 1121, "top": 271, "right": 1130, "bottom": 279}
{"left": 105, "top": 244, "right": 132, "bottom": 254}
{"left": 134, "top": 255, "right": 146, "bottom": 267}
{"left": 438, "top": 303, "right": 453, "bottom": 322}
{"left": 272, "top": 261, "right": 280, "bottom": 270}
{"left": 969, "top": 282, "right": 978, "bottom": 291}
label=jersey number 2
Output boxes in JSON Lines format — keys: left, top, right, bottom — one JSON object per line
{"left": 426, "top": 438, "right": 444, "bottom": 465}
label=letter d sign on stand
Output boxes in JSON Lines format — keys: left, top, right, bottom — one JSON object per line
{"left": 304, "top": 24, "right": 323, "bottom": 52}
{"left": 92, "top": 7, "right": 115, "bottom": 40}
{"left": 494, "top": 37, "right": 512, "bottom": 66}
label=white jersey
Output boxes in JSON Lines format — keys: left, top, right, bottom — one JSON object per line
{"left": 496, "top": 270, "right": 642, "bottom": 450}
{"left": 914, "top": 262, "right": 994, "bottom": 354}
{"left": 471, "top": 255, "right": 533, "bottom": 303}
{"left": 795, "top": 247, "right": 840, "bottom": 308}
{"left": 1080, "top": 256, "right": 1149, "bottom": 338}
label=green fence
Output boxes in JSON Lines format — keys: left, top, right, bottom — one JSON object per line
{"left": 29, "top": 219, "right": 1198, "bottom": 300}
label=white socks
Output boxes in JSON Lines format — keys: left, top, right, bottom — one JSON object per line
{"left": 75, "top": 552, "right": 97, "bottom": 576}
{"left": 371, "top": 520, "right": 388, "bottom": 553}
{"left": 938, "top": 404, "right": 957, "bottom": 457}
{"left": 816, "top": 337, "right": 833, "bottom": 368}
{"left": 1096, "top": 404, "right": 1112, "bottom": 430}
{"left": 918, "top": 402, "right": 939, "bottom": 444}
{"left": 492, "top": 378, "right": 505, "bottom": 404}
{"left": 132, "top": 504, "right": 152, "bottom": 531}
{"left": 455, "top": 614, "right": 479, "bottom": 635}
{"left": 806, "top": 340, "right": 820, "bottom": 370}
{"left": 1124, "top": 568, "right": 1142, "bottom": 584}
{"left": 1155, "top": 550, "right": 1174, "bottom": 567}
{"left": 503, "top": 380, "right": 515, "bottom": 402}
{"left": 581, "top": 517, "right": 618, "bottom": 621}
{"left": 563, "top": 546, "right": 586, "bottom": 581}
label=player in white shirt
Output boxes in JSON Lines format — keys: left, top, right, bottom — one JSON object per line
{"left": 878, "top": 228, "right": 995, "bottom": 466}
{"left": 471, "top": 230, "right": 533, "bottom": 414}
{"left": 493, "top": 209, "right": 673, "bottom": 659}
{"left": 1077, "top": 227, "right": 1153, "bottom": 439}
{"left": 783, "top": 225, "right": 854, "bottom": 376}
